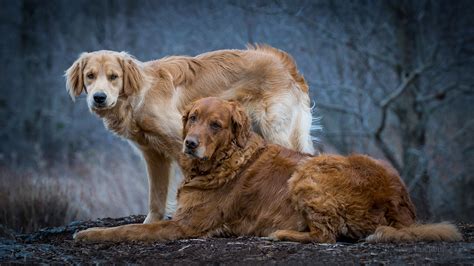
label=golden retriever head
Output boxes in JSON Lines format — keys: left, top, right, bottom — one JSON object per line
{"left": 182, "top": 97, "right": 250, "bottom": 160}
{"left": 65, "top": 51, "right": 143, "bottom": 111}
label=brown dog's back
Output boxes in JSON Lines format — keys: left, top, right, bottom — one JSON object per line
{"left": 288, "top": 154, "right": 416, "bottom": 242}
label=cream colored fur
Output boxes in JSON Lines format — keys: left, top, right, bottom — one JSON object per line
{"left": 65, "top": 45, "right": 316, "bottom": 222}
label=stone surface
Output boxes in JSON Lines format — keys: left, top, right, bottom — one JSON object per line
{"left": 1, "top": 216, "right": 473, "bottom": 264}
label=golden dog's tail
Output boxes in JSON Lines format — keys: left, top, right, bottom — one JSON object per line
{"left": 247, "top": 44, "right": 309, "bottom": 94}
{"left": 366, "top": 222, "right": 462, "bottom": 243}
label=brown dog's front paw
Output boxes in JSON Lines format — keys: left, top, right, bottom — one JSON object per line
{"left": 73, "top": 227, "right": 104, "bottom": 242}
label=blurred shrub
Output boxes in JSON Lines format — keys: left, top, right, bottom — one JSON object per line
{"left": 0, "top": 168, "right": 79, "bottom": 233}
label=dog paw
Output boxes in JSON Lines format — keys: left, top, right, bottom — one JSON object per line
{"left": 267, "top": 232, "right": 283, "bottom": 241}
{"left": 143, "top": 211, "right": 163, "bottom": 224}
{"left": 73, "top": 227, "right": 102, "bottom": 242}
{"left": 260, "top": 236, "right": 278, "bottom": 241}
{"left": 365, "top": 226, "right": 392, "bottom": 243}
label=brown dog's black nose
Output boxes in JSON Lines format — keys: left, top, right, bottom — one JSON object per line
{"left": 185, "top": 138, "right": 199, "bottom": 149}
{"left": 93, "top": 92, "right": 107, "bottom": 104}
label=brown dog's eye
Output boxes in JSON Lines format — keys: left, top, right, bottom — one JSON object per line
{"left": 110, "top": 74, "right": 118, "bottom": 80}
{"left": 210, "top": 122, "right": 221, "bottom": 130}
{"left": 87, "top": 73, "right": 95, "bottom": 79}
{"left": 189, "top": 115, "right": 197, "bottom": 123}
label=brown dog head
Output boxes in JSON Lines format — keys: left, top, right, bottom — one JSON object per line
{"left": 65, "top": 51, "right": 143, "bottom": 112}
{"left": 181, "top": 97, "right": 251, "bottom": 160}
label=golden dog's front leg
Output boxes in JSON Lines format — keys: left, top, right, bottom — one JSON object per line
{"left": 141, "top": 148, "right": 173, "bottom": 224}
{"left": 74, "top": 221, "right": 191, "bottom": 242}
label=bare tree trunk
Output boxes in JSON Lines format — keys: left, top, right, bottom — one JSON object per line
{"left": 390, "top": 1, "right": 431, "bottom": 219}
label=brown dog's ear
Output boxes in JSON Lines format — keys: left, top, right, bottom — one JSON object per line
{"left": 181, "top": 102, "right": 195, "bottom": 139}
{"left": 230, "top": 102, "right": 251, "bottom": 148}
{"left": 120, "top": 52, "right": 144, "bottom": 96}
{"left": 65, "top": 53, "right": 88, "bottom": 101}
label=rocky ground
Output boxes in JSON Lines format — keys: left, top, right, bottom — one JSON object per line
{"left": 0, "top": 215, "right": 473, "bottom": 264}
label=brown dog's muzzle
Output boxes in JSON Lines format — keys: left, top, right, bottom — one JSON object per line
{"left": 184, "top": 135, "right": 200, "bottom": 156}
{"left": 185, "top": 136, "right": 199, "bottom": 149}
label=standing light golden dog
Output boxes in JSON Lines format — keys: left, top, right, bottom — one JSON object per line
{"left": 74, "top": 98, "right": 461, "bottom": 243}
{"left": 65, "top": 45, "right": 317, "bottom": 223}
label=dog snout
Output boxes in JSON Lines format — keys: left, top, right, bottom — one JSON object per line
{"left": 185, "top": 137, "right": 199, "bottom": 150}
{"left": 93, "top": 92, "right": 107, "bottom": 104}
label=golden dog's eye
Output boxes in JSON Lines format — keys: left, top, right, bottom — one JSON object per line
{"left": 189, "top": 115, "right": 197, "bottom": 123}
{"left": 110, "top": 74, "right": 118, "bottom": 80}
{"left": 87, "top": 73, "right": 95, "bottom": 79}
{"left": 210, "top": 122, "right": 221, "bottom": 130}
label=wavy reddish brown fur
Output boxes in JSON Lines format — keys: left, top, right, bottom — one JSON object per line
{"left": 65, "top": 46, "right": 315, "bottom": 223}
{"left": 74, "top": 98, "right": 462, "bottom": 243}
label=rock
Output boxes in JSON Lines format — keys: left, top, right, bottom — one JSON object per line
{"left": 0, "top": 217, "right": 473, "bottom": 264}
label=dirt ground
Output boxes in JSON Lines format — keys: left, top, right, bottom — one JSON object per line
{"left": 1, "top": 215, "right": 473, "bottom": 264}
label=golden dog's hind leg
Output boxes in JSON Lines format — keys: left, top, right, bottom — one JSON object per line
{"left": 255, "top": 99, "right": 315, "bottom": 155}
{"left": 73, "top": 221, "right": 192, "bottom": 242}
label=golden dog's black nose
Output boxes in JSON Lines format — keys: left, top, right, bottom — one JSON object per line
{"left": 93, "top": 92, "right": 107, "bottom": 104}
{"left": 185, "top": 138, "right": 199, "bottom": 149}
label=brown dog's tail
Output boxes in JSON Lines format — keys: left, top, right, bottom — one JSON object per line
{"left": 366, "top": 222, "right": 462, "bottom": 243}
{"left": 247, "top": 44, "right": 309, "bottom": 94}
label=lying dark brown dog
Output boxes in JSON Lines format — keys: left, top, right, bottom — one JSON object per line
{"left": 74, "top": 97, "right": 462, "bottom": 243}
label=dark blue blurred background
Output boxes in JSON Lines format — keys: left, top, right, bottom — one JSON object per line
{"left": 0, "top": 0, "right": 472, "bottom": 232}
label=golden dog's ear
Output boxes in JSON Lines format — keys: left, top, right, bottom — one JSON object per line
{"left": 65, "top": 53, "right": 88, "bottom": 101}
{"left": 181, "top": 102, "right": 195, "bottom": 139}
{"left": 230, "top": 102, "right": 251, "bottom": 148}
{"left": 120, "top": 52, "right": 143, "bottom": 96}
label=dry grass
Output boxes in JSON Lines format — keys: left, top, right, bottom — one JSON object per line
{"left": 0, "top": 168, "right": 78, "bottom": 233}
{"left": 0, "top": 144, "right": 149, "bottom": 233}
